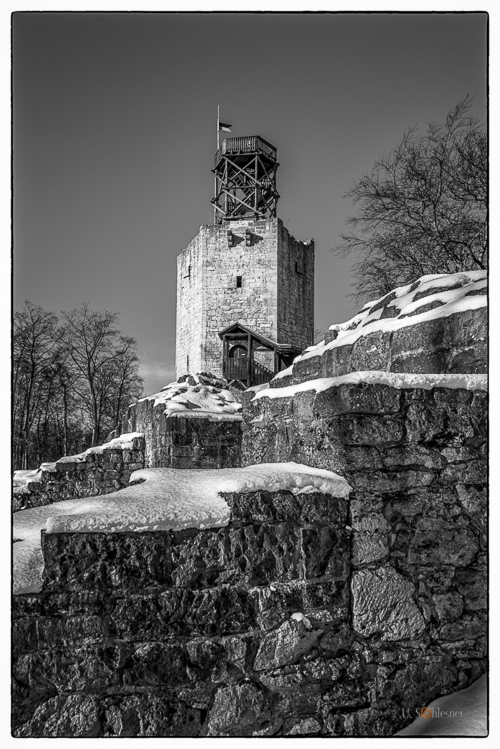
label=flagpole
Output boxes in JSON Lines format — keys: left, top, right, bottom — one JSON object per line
{"left": 214, "top": 105, "right": 219, "bottom": 224}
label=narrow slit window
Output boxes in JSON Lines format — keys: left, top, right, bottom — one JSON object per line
{"left": 184, "top": 265, "right": 191, "bottom": 279}
{"left": 186, "top": 355, "right": 189, "bottom": 371}
{"left": 236, "top": 276, "right": 242, "bottom": 288}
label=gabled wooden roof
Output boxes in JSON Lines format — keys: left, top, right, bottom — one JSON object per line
{"left": 218, "top": 322, "right": 301, "bottom": 354}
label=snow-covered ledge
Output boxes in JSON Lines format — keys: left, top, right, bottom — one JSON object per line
{"left": 253, "top": 371, "right": 488, "bottom": 402}
{"left": 14, "top": 463, "right": 351, "bottom": 594}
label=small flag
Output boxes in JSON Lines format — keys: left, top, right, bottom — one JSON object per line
{"left": 219, "top": 122, "right": 232, "bottom": 132}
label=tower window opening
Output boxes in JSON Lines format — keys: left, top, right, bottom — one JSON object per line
{"left": 187, "top": 355, "right": 189, "bottom": 371}
{"left": 184, "top": 265, "right": 191, "bottom": 279}
{"left": 236, "top": 275, "right": 242, "bottom": 288}
{"left": 295, "top": 261, "right": 303, "bottom": 274}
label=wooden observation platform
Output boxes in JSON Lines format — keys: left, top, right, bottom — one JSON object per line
{"left": 212, "top": 136, "right": 280, "bottom": 223}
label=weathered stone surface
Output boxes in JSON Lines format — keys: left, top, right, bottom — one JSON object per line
{"left": 352, "top": 533, "right": 389, "bottom": 566}
{"left": 432, "top": 592, "right": 464, "bottom": 623}
{"left": 122, "top": 642, "right": 189, "bottom": 687}
{"left": 286, "top": 716, "right": 321, "bottom": 735}
{"left": 42, "top": 531, "right": 172, "bottom": 590}
{"left": 206, "top": 683, "right": 274, "bottom": 736}
{"left": 454, "top": 569, "right": 487, "bottom": 611}
{"left": 319, "top": 625, "right": 354, "bottom": 656}
{"left": 314, "top": 383, "right": 402, "bottom": 416}
{"left": 408, "top": 518, "right": 479, "bottom": 566}
{"left": 341, "top": 705, "right": 408, "bottom": 737}
{"left": 222, "top": 490, "right": 347, "bottom": 525}
{"left": 102, "top": 693, "right": 202, "bottom": 737}
{"left": 253, "top": 616, "right": 319, "bottom": 671}
{"left": 352, "top": 567, "right": 426, "bottom": 640}
{"left": 14, "top": 694, "right": 101, "bottom": 737}
{"left": 275, "top": 683, "right": 322, "bottom": 717}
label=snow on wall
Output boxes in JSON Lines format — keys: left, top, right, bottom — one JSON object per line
{"left": 254, "top": 371, "right": 488, "bottom": 402}
{"left": 294, "top": 270, "right": 486, "bottom": 364}
{"left": 13, "top": 463, "right": 351, "bottom": 593}
{"left": 13, "top": 433, "right": 145, "bottom": 492}
{"left": 136, "top": 373, "right": 242, "bottom": 417}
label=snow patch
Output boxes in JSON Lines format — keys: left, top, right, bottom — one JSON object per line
{"left": 291, "top": 612, "right": 312, "bottom": 630}
{"left": 169, "top": 411, "right": 242, "bottom": 422}
{"left": 255, "top": 371, "right": 488, "bottom": 401}
{"left": 137, "top": 374, "right": 242, "bottom": 417}
{"left": 272, "top": 365, "right": 293, "bottom": 381}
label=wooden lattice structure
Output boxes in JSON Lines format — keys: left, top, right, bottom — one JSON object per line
{"left": 212, "top": 136, "right": 280, "bottom": 223}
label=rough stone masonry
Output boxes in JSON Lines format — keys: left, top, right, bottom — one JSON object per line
{"left": 12, "top": 379, "right": 486, "bottom": 736}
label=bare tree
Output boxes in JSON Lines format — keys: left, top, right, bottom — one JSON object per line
{"left": 335, "top": 97, "right": 487, "bottom": 302}
{"left": 13, "top": 302, "right": 59, "bottom": 469}
{"left": 13, "top": 302, "right": 144, "bottom": 468}
{"left": 60, "top": 305, "right": 143, "bottom": 446}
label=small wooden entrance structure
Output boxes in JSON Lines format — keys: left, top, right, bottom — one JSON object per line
{"left": 219, "top": 322, "right": 300, "bottom": 389}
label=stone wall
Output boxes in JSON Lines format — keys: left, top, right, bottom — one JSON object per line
{"left": 175, "top": 218, "right": 314, "bottom": 380}
{"left": 240, "top": 380, "right": 487, "bottom": 730}
{"left": 13, "top": 436, "right": 146, "bottom": 512}
{"left": 12, "top": 471, "right": 486, "bottom": 736}
{"left": 13, "top": 489, "right": 350, "bottom": 737}
{"left": 124, "top": 397, "right": 242, "bottom": 469}
{"left": 277, "top": 223, "right": 314, "bottom": 348}
{"left": 274, "top": 305, "right": 486, "bottom": 389}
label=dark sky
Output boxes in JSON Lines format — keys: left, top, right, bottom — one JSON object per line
{"left": 13, "top": 12, "right": 487, "bottom": 395}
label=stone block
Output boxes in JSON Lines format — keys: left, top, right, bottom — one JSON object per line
{"left": 349, "top": 469, "right": 435, "bottom": 493}
{"left": 274, "top": 683, "right": 322, "bottom": 717}
{"left": 26, "top": 644, "right": 123, "bottom": 693}
{"left": 169, "top": 527, "right": 228, "bottom": 587}
{"left": 14, "top": 694, "right": 101, "bottom": 737}
{"left": 122, "top": 642, "right": 189, "bottom": 687}
{"left": 35, "top": 615, "right": 104, "bottom": 649}
{"left": 222, "top": 490, "right": 347, "bottom": 525}
{"left": 207, "top": 683, "right": 274, "bottom": 736}
{"left": 102, "top": 692, "right": 202, "bottom": 737}
{"left": 407, "top": 518, "right": 479, "bottom": 566}
{"left": 352, "top": 566, "right": 425, "bottom": 641}
{"left": 253, "top": 616, "right": 319, "bottom": 670}
{"left": 454, "top": 569, "right": 487, "bottom": 611}
{"left": 42, "top": 532, "right": 172, "bottom": 590}
{"left": 440, "top": 460, "right": 486, "bottom": 485}
{"left": 12, "top": 618, "right": 38, "bottom": 655}
{"left": 432, "top": 592, "right": 464, "bottom": 622}
{"left": 313, "top": 383, "right": 401, "bottom": 417}
{"left": 327, "top": 414, "right": 404, "bottom": 446}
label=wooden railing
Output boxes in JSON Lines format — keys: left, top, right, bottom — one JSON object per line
{"left": 214, "top": 137, "right": 277, "bottom": 168}
{"left": 223, "top": 358, "right": 274, "bottom": 386}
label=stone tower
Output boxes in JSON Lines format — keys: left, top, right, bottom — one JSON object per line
{"left": 175, "top": 135, "right": 314, "bottom": 387}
